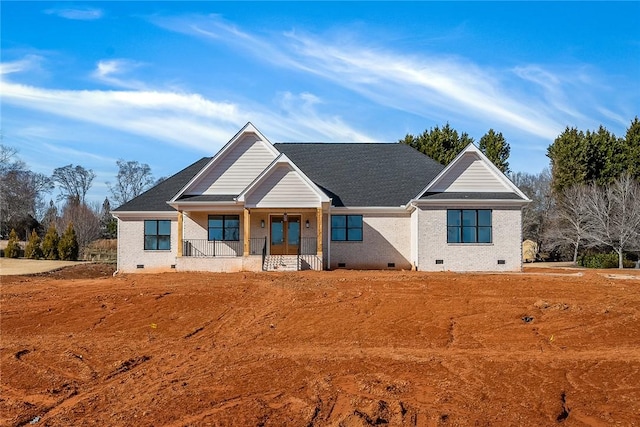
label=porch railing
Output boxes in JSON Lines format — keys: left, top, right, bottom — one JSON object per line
{"left": 250, "top": 237, "right": 267, "bottom": 255}
{"left": 299, "top": 237, "right": 317, "bottom": 255}
{"left": 182, "top": 239, "right": 242, "bottom": 257}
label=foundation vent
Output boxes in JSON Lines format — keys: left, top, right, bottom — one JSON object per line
{"left": 435, "top": 259, "right": 444, "bottom": 265}
{"left": 338, "top": 262, "right": 346, "bottom": 268}
{"left": 387, "top": 263, "right": 395, "bottom": 268}
{"left": 136, "top": 264, "right": 144, "bottom": 269}
{"left": 497, "top": 260, "right": 506, "bottom": 265}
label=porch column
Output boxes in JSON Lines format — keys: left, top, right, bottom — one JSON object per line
{"left": 243, "top": 208, "right": 250, "bottom": 256}
{"left": 316, "top": 208, "right": 323, "bottom": 256}
{"left": 177, "top": 211, "right": 183, "bottom": 257}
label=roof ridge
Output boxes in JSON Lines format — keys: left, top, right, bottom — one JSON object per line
{"left": 274, "top": 142, "right": 398, "bottom": 145}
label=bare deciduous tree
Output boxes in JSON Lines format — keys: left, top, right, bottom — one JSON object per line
{"left": 510, "top": 168, "right": 554, "bottom": 257}
{"left": 57, "top": 199, "right": 101, "bottom": 255}
{"left": 52, "top": 164, "right": 96, "bottom": 204}
{"left": 107, "top": 159, "right": 154, "bottom": 207}
{"left": 583, "top": 174, "right": 640, "bottom": 268}
{"left": 545, "top": 185, "right": 591, "bottom": 263}
{"left": 0, "top": 145, "right": 54, "bottom": 237}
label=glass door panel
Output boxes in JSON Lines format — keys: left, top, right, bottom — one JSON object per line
{"left": 270, "top": 216, "right": 285, "bottom": 255}
{"left": 287, "top": 217, "right": 300, "bottom": 255}
{"left": 269, "top": 215, "right": 301, "bottom": 255}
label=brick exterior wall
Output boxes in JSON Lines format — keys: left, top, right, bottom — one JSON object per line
{"left": 416, "top": 206, "right": 523, "bottom": 272}
{"left": 116, "top": 218, "right": 178, "bottom": 273}
{"left": 329, "top": 213, "right": 412, "bottom": 270}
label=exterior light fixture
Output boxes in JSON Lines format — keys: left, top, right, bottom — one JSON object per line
{"left": 260, "top": 220, "right": 265, "bottom": 228}
{"left": 283, "top": 213, "right": 288, "bottom": 222}
{"left": 305, "top": 219, "right": 310, "bottom": 228}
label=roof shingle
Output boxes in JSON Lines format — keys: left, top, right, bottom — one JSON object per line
{"left": 113, "top": 157, "right": 211, "bottom": 212}
{"left": 275, "top": 143, "right": 444, "bottom": 207}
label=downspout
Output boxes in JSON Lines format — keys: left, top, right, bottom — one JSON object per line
{"left": 112, "top": 213, "right": 120, "bottom": 276}
{"left": 327, "top": 203, "right": 331, "bottom": 270}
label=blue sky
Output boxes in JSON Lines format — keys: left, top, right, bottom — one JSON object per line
{"left": 2, "top": 1, "right": 639, "bottom": 205}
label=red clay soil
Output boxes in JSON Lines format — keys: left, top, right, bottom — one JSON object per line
{"left": 1, "top": 265, "right": 639, "bottom": 426}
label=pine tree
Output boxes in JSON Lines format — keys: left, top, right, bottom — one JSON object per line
{"left": 24, "top": 229, "right": 43, "bottom": 259}
{"left": 4, "top": 228, "right": 21, "bottom": 258}
{"left": 100, "top": 197, "right": 117, "bottom": 239}
{"left": 547, "top": 127, "right": 588, "bottom": 193}
{"left": 584, "top": 126, "right": 624, "bottom": 186}
{"left": 58, "top": 222, "right": 79, "bottom": 261}
{"left": 624, "top": 116, "right": 640, "bottom": 180}
{"left": 479, "top": 129, "right": 510, "bottom": 173}
{"left": 400, "top": 123, "right": 473, "bottom": 165}
{"left": 42, "top": 224, "right": 60, "bottom": 260}
{"left": 41, "top": 200, "right": 58, "bottom": 230}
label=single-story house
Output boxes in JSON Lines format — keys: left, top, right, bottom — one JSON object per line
{"left": 112, "top": 123, "right": 530, "bottom": 273}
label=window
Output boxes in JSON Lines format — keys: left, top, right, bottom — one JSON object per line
{"left": 208, "top": 215, "right": 239, "bottom": 241}
{"left": 144, "top": 220, "right": 171, "bottom": 250}
{"left": 331, "top": 215, "right": 363, "bottom": 241}
{"left": 447, "top": 209, "right": 492, "bottom": 243}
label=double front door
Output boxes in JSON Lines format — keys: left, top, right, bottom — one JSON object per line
{"left": 270, "top": 215, "right": 300, "bottom": 255}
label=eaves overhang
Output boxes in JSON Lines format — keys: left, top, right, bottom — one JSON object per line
{"left": 110, "top": 210, "right": 178, "bottom": 219}
{"left": 411, "top": 198, "right": 531, "bottom": 208}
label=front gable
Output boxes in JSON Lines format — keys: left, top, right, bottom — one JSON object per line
{"left": 172, "top": 123, "right": 279, "bottom": 200}
{"left": 416, "top": 144, "right": 529, "bottom": 200}
{"left": 238, "top": 155, "right": 329, "bottom": 208}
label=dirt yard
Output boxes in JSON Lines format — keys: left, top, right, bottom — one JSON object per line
{"left": 1, "top": 265, "right": 639, "bottom": 426}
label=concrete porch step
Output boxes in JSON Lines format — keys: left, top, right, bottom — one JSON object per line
{"left": 263, "top": 255, "right": 299, "bottom": 272}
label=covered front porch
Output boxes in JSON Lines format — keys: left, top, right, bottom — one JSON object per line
{"left": 176, "top": 208, "right": 324, "bottom": 271}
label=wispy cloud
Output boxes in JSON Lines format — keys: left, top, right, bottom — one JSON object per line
{"left": 1, "top": 80, "right": 244, "bottom": 151}
{"left": 1, "top": 59, "right": 374, "bottom": 152}
{"left": 92, "top": 59, "right": 147, "bottom": 90}
{"left": 0, "top": 55, "right": 43, "bottom": 75}
{"left": 150, "top": 14, "right": 302, "bottom": 70}
{"left": 43, "top": 6, "right": 103, "bottom": 21}
{"left": 151, "top": 14, "right": 630, "bottom": 142}
{"left": 272, "top": 92, "right": 372, "bottom": 142}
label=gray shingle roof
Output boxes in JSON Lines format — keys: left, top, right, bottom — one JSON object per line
{"left": 420, "top": 192, "right": 525, "bottom": 200}
{"left": 275, "top": 143, "right": 444, "bottom": 207}
{"left": 113, "top": 157, "right": 211, "bottom": 212}
{"left": 116, "top": 143, "right": 506, "bottom": 211}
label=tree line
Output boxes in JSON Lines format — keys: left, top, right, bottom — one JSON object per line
{"left": 0, "top": 144, "right": 159, "bottom": 259}
{"left": 403, "top": 118, "right": 640, "bottom": 268}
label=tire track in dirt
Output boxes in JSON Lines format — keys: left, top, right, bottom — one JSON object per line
{"left": 3, "top": 268, "right": 640, "bottom": 425}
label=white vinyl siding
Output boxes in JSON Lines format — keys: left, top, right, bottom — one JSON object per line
{"left": 187, "top": 135, "right": 277, "bottom": 195}
{"left": 245, "top": 165, "right": 321, "bottom": 208}
{"left": 430, "top": 153, "right": 511, "bottom": 192}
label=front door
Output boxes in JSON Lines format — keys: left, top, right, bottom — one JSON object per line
{"left": 270, "top": 215, "right": 300, "bottom": 255}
